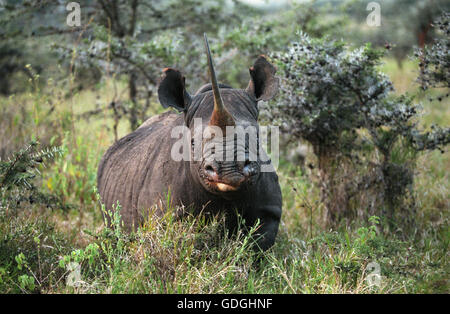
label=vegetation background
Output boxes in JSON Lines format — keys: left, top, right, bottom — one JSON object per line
{"left": 0, "top": 0, "right": 448, "bottom": 293}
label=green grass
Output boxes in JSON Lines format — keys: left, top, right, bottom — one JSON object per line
{"left": 0, "top": 58, "right": 448, "bottom": 294}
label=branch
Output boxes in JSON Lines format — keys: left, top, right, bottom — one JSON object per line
{"left": 128, "top": 0, "right": 139, "bottom": 36}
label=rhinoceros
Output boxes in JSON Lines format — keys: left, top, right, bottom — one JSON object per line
{"left": 97, "top": 35, "right": 282, "bottom": 250}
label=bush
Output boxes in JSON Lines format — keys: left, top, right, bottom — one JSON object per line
{"left": 416, "top": 12, "right": 450, "bottom": 96}
{"left": 415, "top": 12, "right": 450, "bottom": 106}
{"left": 267, "top": 33, "right": 449, "bottom": 226}
{"left": 0, "top": 141, "right": 66, "bottom": 215}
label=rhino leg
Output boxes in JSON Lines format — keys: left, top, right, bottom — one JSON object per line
{"left": 241, "top": 172, "right": 282, "bottom": 251}
{"left": 244, "top": 204, "right": 281, "bottom": 251}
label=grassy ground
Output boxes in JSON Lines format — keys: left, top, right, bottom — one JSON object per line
{"left": 0, "top": 59, "right": 448, "bottom": 293}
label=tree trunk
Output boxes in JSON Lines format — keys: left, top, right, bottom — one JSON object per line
{"left": 128, "top": 71, "right": 138, "bottom": 130}
{"left": 313, "top": 144, "right": 351, "bottom": 225}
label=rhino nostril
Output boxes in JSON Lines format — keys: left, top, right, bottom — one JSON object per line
{"left": 204, "top": 164, "right": 219, "bottom": 181}
{"left": 243, "top": 161, "right": 258, "bottom": 177}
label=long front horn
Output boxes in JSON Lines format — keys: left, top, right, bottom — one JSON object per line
{"left": 204, "top": 33, "right": 235, "bottom": 130}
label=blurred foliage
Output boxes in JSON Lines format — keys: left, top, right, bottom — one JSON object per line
{"left": 44, "top": 133, "right": 98, "bottom": 211}
{"left": 416, "top": 12, "right": 450, "bottom": 93}
{"left": 216, "top": 0, "right": 348, "bottom": 88}
{"left": 343, "top": 0, "right": 450, "bottom": 67}
{"left": 57, "top": 0, "right": 256, "bottom": 130}
{"left": 0, "top": 0, "right": 447, "bottom": 127}
{"left": 1, "top": 0, "right": 257, "bottom": 130}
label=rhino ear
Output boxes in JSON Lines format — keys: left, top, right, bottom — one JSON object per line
{"left": 246, "top": 55, "right": 279, "bottom": 101}
{"left": 158, "top": 68, "right": 191, "bottom": 112}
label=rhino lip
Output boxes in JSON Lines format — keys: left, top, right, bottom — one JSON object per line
{"left": 203, "top": 167, "right": 245, "bottom": 192}
{"left": 205, "top": 178, "right": 241, "bottom": 192}
{"left": 215, "top": 182, "right": 239, "bottom": 192}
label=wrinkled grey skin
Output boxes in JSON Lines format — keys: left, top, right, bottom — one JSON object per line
{"left": 97, "top": 56, "right": 282, "bottom": 251}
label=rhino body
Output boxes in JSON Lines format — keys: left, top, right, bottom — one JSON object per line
{"left": 97, "top": 36, "right": 282, "bottom": 250}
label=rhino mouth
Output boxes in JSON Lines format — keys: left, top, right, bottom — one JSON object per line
{"left": 205, "top": 177, "right": 244, "bottom": 192}
{"left": 214, "top": 182, "right": 239, "bottom": 192}
{"left": 201, "top": 171, "right": 247, "bottom": 193}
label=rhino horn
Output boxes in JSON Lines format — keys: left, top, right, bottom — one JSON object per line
{"left": 204, "top": 33, "right": 235, "bottom": 131}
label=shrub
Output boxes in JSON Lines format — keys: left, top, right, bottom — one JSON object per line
{"left": 416, "top": 12, "right": 450, "bottom": 93}
{"left": 267, "top": 33, "right": 449, "bottom": 226}
{"left": 0, "top": 141, "right": 66, "bottom": 215}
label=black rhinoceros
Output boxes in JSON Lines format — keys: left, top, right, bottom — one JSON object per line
{"left": 97, "top": 35, "right": 282, "bottom": 250}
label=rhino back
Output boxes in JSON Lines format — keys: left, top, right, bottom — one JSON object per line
{"left": 97, "top": 111, "right": 188, "bottom": 230}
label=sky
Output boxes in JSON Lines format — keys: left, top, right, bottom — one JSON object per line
{"left": 239, "top": 0, "right": 292, "bottom": 8}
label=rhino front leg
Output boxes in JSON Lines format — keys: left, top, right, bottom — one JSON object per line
{"left": 246, "top": 172, "right": 283, "bottom": 251}
{"left": 245, "top": 203, "right": 282, "bottom": 251}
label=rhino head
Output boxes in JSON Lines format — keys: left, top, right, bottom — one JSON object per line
{"left": 157, "top": 34, "right": 279, "bottom": 198}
